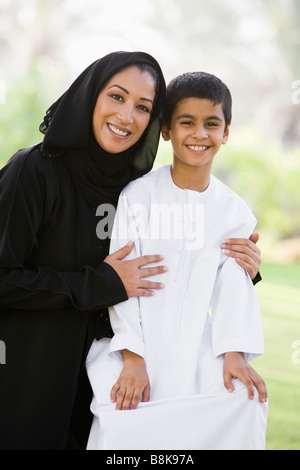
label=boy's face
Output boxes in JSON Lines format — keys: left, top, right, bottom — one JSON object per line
{"left": 162, "top": 97, "right": 230, "bottom": 171}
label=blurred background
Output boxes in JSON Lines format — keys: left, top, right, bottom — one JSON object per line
{"left": 0, "top": 0, "right": 299, "bottom": 450}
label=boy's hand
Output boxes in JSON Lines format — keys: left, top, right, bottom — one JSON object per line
{"left": 220, "top": 232, "right": 261, "bottom": 280}
{"left": 111, "top": 349, "right": 150, "bottom": 410}
{"left": 223, "top": 352, "right": 268, "bottom": 404}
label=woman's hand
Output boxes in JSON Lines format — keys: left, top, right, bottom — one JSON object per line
{"left": 104, "top": 241, "right": 167, "bottom": 298}
{"left": 111, "top": 350, "right": 150, "bottom": 410}
{"left": 220, "top": 232, "right": 261, "bottom": 280}
{"left": 223, "top": 352, "right": 268, "bottom": 404}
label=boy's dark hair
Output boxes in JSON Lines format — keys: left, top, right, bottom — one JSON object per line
{"left": 164, "top": 72, "right": 232, "bottom": 130}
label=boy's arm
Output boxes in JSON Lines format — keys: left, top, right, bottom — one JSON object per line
{"left": 110, "top": 349, "right": 150, "bottom": 410}
{"left": 108, "top": 191, "right": 151, "bottom": 409}
{"left": 211, "top": 250, "right": 266, "bottom": 402}
{"left": 211, "top": 255, "right": 264, "bottom": 361}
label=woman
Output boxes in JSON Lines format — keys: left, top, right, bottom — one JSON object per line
{"left": 0, "top": 51, "right": 261, "bottom": 450}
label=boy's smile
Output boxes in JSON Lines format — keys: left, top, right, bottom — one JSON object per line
{"left": 162, "top": 97, "right": 230, "bottom": 191}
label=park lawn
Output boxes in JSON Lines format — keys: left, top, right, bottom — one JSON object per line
{"left": 253, "top": 262, "right": 300, "bottom": 450}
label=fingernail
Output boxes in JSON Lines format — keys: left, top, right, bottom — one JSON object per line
{"left": 126, "top": 240, "right": 133, "bottom": 246}
{"left": 162, "top": 266, "right": 168, "bottom": 272}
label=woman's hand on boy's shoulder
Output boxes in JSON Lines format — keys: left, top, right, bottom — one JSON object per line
{"left": 220, "top": 232, "right": 261, "bottom": 280}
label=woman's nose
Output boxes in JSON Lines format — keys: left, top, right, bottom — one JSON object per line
{"left": 117, "top": 103, "right": 134, "bottom": 124}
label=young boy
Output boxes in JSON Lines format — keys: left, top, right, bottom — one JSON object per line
{"left": 86, "top": 72, "right": 268, "bottom": 450}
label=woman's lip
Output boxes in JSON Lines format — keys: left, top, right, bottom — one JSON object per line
{"left": 107, "top": 123, "right": 132, "bottom": 138}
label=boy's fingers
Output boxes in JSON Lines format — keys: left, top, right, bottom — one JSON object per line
{"left": 142, "top": 383, "right": 151, "bottom": 403}
{"left": 110, "top": 382, "right": 120, "bottom": 403}
{"left": 250, "top": 372, "right": 268, "bottom": 403}
{"left": 115, "top": 386, "right": 127, "bottom": 410}
{"left": 130, "top": 388, "right": 143, "bottom": 410}
{"left": 223, "top": 371, "right": 234, "bottom": 393}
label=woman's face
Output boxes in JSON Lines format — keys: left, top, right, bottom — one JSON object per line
{"left": 93, "top": 65, "right": 156, "bottom": 153}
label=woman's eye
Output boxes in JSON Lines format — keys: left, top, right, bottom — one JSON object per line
{"left": 110, "top": 94, "right": 123, "bottom": 102}
{"left": 137, "top": 104, "right": 150, "bottom": 113}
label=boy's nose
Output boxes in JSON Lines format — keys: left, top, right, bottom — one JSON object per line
{"left": 193, "top": 125, "right": 208, "bottom": 139}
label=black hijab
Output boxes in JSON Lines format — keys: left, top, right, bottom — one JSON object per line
{"left": 39, "top": 51, "right": 166, "bottom": 208}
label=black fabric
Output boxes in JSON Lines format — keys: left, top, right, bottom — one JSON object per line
{"left": 252, "top": 271, "right": 262, "bottom": 286}
{"left": 0, "top": 51, "right": 166, "bottom": 450}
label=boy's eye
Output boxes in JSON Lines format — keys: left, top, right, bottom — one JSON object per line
{"left": 206, "top": 122, "right": 219, "bottom": 127}
{"left": 181, "top": 121, "right": 193, "bottom": 126}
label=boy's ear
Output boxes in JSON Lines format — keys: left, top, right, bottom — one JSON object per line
{"left": 222, "top": 122, "right": 231, "bottom": 145}
{"left": 161, "top": 123, "right": 171, "bottom": 141}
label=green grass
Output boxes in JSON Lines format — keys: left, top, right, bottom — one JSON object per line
{"left": 253, "top": 262, "right": 300, "bottom": 450}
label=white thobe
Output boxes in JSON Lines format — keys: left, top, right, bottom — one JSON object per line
{"left": 86, "top": 165, "right": 268, "bottom": 450}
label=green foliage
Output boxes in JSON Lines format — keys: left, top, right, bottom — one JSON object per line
{"left": 214, "top": 129, "right": 300, "bottom": 241}
{"left": 254, "top": 262, "right": 300, "bottom": 450}
{"left": 0, "top": 61, "right": 54, "bottom": 168}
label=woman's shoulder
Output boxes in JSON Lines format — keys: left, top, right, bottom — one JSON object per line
{"left": 2, "top": 143, "right": 55, "bottom": 179}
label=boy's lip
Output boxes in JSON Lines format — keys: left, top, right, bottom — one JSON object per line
{"left": 186, "top": 144, "right": 210, "bottom": 153}
{"left": 107, "top": 123, "right": 132, "bottom": 138}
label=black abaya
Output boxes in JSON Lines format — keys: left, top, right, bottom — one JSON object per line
{"left": 0, "top": 51, "right": 166, "bottom": 449}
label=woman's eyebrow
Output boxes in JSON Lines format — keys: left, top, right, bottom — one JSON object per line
{"left": 108, "top": 84, "right": 153, "bottom": 104}
{"left": 109, "top": 84, "right": 129, "bottom": 94}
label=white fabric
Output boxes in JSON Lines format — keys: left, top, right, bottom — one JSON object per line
{"left": 86, "top": 165, "right": 267, "bottom": 450}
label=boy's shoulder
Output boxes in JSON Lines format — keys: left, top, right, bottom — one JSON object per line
{"left": 122, "top": 164, "right": 170, "bottom": 196}
{"left": 211, "top": 174, "right": 256, "bottom": 220}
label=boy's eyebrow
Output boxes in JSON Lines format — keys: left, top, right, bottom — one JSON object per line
{"left": 176, "top": 113, "right": 224, "bottom": 122}
{"left": 108, "top": 84, "right": 153, "bottom": 104}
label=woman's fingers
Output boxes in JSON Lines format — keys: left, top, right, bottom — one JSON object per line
{"left": 221, "top": 235, "right": 261, "bottom": 280}
{"left": 104, "top": 243, "right": 168, "bottom": 297}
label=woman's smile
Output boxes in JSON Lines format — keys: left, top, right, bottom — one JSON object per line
{"left": 107, "top": 123, "right": 132, "bottom": 138}
{"left": 93, "top": 66, "right": 156, "bottom": 153}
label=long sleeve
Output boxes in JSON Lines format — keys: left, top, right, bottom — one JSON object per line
{"left": 108, "top": 192, "right": 145, "bottom": 358}
{"left": 0, "top": 147, "right": 127, "bottom": 312}
{"left": 211, "top": 255, "right": 264, "bottom": 362}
